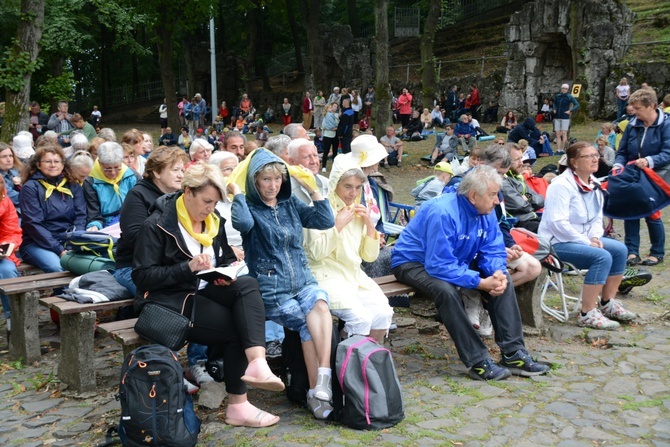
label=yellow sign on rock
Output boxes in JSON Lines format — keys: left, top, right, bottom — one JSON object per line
{"left": 572, "top": 84, "right": 582, "bottom": 97}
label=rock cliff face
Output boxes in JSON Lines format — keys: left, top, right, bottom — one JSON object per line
{"left": 501, "top": 0, "right": 634, "bottom": 118}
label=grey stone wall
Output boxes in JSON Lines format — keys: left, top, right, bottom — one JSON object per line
{"left": 501, "top": 0, "right": 634, "bottom": 118}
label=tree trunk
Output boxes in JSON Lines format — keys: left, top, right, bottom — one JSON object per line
{"left": 373, "top": 0, "right": 391, "bottom": 139}
{"left": 286, "top": 0, "right": 304, "bottom": 73}
{"left": 99, "top": 26, "right": 108, "bottom": 111}
{"left": 347, "top": 0, "right": 361, "bottom": 37}
{"left": 300, "top": 0, "right": 326, "bottom": 92}
{"left": 182, "top": 35, "right": 195, "bottom": 100}
{"left": 0, "top": 0, "right": 46, "bottom": 143}
{"left": 246, "top": 2, "right": 259, "bottom": 80}
{"left": 49, "top": 57, "right": 65, "bottom": 113}
{"left": 420, "top": 0, "right": 441, "bottom": 110}
{"left": 157, "top": 22, "right": 180, "bottom": 131}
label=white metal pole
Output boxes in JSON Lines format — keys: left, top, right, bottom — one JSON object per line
{"left": 210, "top": 17, "right": 217, "bottom": 125}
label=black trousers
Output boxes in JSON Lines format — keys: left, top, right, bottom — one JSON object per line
{"left": 186, "top": 276, "right": 266, "bottom": 394}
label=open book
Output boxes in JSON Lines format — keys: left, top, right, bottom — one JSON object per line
{"left": 0, "top": 242, "right": 15, "bottom": 258}
{"left": 196, "top": 261, "right": 248, "bottom": 283}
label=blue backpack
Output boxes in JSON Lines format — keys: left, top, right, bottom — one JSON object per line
{"left": 118, "top": 345, "right": 200, "bottom": 446}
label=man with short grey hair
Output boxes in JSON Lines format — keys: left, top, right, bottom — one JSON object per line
{"left": 265, "top": 134, "right": 291, "bottom": 163}
{"left": 284, "top": 122, "right": 308, "bottom": 140}
{"left": 392, "top": 165, "right": 549, "bottom": 382}
{"left": 286, "top": 138, "right": 328, "bottom": 204}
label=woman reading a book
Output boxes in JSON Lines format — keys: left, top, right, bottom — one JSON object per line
{"left": 132, "top": 163, "right": 283, "bottom": 428}
{"left": 304, "top": 158, "right": 393, "bottom": 343}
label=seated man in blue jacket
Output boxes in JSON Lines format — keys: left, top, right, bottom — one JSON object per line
{"left": 391, "top": 165, "right": 549, "bottom": 381}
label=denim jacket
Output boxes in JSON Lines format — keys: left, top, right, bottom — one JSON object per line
{"left": 232, "top": 149, "right": 334, "bottom": 308}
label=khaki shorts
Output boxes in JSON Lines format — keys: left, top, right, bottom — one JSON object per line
{"left": 554, "top": 119, "right": 570, "bottom": 131}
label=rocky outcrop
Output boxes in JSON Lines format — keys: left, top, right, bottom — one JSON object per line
{"left": 501, "top": 0, "right": 634, "bottom": 118}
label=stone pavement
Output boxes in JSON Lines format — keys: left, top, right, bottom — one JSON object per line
{"left": 0, "top": 278, "right": 669, "bottom": 446}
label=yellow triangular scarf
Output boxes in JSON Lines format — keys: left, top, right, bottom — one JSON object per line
{"left": 176, "top": 194, "right": 220, "bottom": 247}
{"left": 89, "top": 159, "right": 127, "bottom": 196}
{"left": 38, "top": 178, "right": 73, "bottom": 200}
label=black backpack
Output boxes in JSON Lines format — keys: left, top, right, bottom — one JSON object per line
{"left": 118, "top": 345, "right": 200, "bottom": 447}
{"left": 281, "top": 323, "right": 343, "bottom": 419}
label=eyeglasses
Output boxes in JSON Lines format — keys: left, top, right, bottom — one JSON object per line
{"left": 39, "top": 160, "right": 63, "bottom": 165}
{"left": 102, "top": 166, "right": 122, "bottom": 173}
{"left": 579, "top": 154, "right": 599, "bottom": 160}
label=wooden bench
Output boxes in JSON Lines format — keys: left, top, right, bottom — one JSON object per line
{"left": 39, "top": 296, "right": 134, "bottom": 392}
{"left": 96, "top": 272, "right": 548, "bottom": 369}
{"left": 0, "top": 271, "right": 77, "bottom": 364}
{"left": 97, "top": 275, "right": 419, "bottom": 358}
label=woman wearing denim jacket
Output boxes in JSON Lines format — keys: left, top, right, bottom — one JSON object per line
{"left": 232, "top": 148, "right": 336, "bottom": 419}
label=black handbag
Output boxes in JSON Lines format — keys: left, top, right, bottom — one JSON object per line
{"left": 134, "top": 300, "right": 193, "bottom": 351}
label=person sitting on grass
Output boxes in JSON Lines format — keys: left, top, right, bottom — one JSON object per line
{"left": 401, "top": 110, "right": 424, "bottom": 141}
{"left": 379, "top": 126, "right": 404, "bottom": 167}
{"left": 411, "top": 161, "right": 453, "bottom": 209}
{"left": 430, "top": 125, "right": 458, "bottom": 166}
{"left": 392, "top": 165, "right": 550, "bottom": 381}
{"left": 454, "top": 114, "right": 477, "bottom": 154}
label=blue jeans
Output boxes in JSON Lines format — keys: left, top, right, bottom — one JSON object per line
{"left": 264, "top": 283, "right": 329, "bottom": 342}
{"left": 113, "top": 266, "right": 136, "bottom": 296}
{"left": 553, "top": 238, "right": 627, "bottom": 285}
{"left": 265, "top": 320, "right": 285, "bottom": 343}
{"left": 393, "top": 263, "right": 525, "bottom": 367}
{"left": 616, "top": 97, "right": 628, "bottom": 120}
{"left": 187, "top": 343, "right": 207, "bottom": 367}
{"left": 0, "top": 259, "right": 19, "bottom": 319}
{"left": 20, "top": 243, "right": 64, "bottom": 273}
{"left": 624, "top": 216, "right": 665, "bottom": 259}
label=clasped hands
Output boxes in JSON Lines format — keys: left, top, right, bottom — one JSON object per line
{"left": 478, "top": 270, "right": 507, "bottom": 297}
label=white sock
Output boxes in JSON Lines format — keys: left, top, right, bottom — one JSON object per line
{"left": 317, "top": 367, "right": 332, "bottom": 378}
{"left": 307, "top": 389, "right": 315, "bottom": 399}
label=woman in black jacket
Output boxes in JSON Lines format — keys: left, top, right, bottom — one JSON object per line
{"left": 132, "top": 163, "right": 283, "bottom": 428}
{"left": 114, "top": 146, "right": 189, "bottom": 295}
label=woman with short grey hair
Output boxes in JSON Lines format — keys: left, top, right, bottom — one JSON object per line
{"left": 68, "top": 150, "right": 94, "bottom": 184}
{"left": 83, "top": 142, "right": 140, "bottom": 230}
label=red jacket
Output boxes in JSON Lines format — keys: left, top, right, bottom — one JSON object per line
{"left": 302, "top": 97, "right": 313, "bottom": 114}
{"left": 0, "top": 196, "right": 22, "bottom": 266}
{"left": 397, "top": 93, "right": 413, "bottom": 115}
{"left": 470, "top": 88, "right": 481, "bottom": 107}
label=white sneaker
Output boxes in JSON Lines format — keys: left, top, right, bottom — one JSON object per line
{"left": 307, "top": 395, "right": 333, "bottom": 420}
{"left": 460, "top": 289, "right": 483, "bottom": 329}
{"left": 600, "top": 299, "right": 636, "bottom": 322}
{"left": 187, "top": 361, "right": 214, "bottom": 386}
{"left": 477, "top": 307, "right": 493, "bottom": 338}
{"left": 577, "top": 308, "right": 620, "bottom": 330}
{"left": 313, "top": 373, "right": 332, "bottom": 402}
{"left": 183, "top": 378, "right": 199, "bottom": 395}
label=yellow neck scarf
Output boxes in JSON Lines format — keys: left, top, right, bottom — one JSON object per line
{"left": 38, "top": 178, "right": 73, "bottom": 200}
{"left": 90, "top": 159, "right": 127, "bottom": 196}
{"left": 176, "top": 194, "right": 220, "bottom": 247}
